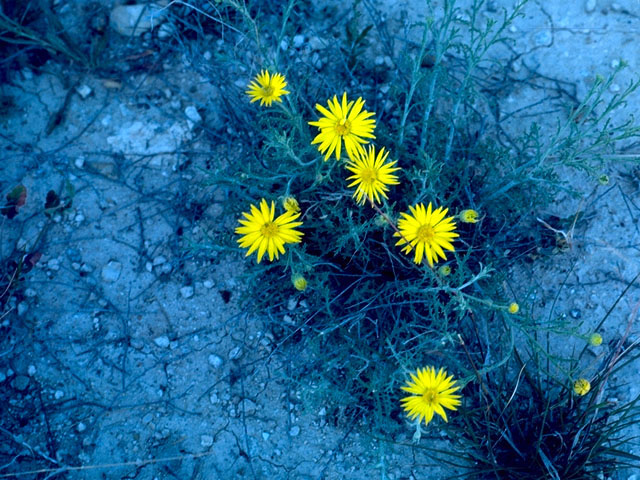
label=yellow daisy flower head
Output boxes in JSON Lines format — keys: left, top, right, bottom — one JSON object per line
{"left": 508, "top": 302, "right": 520, "bottom": 314}
{"left": 459, "top": 209, "right": 479, "bottom": 224}
{"left": 573, "top": 378, "right": 591, "bottom": 396}
{"left": 245, "top": 70, "right": 290, "bottom": 107}
{"left": 282, "top": 196, "right": 300, "bottom": 214}
{"left": 308, "top": 92, "right": 376, "bottom": 161}
{"left": 235, "top": 199, "right": 303, "bottom": 263}
{"left": 345, "top": 145, "right": 400, "bottom": 205}
{"left": 394, "top": 202, "right": 459, "bottom": 266}
{"left": 400, "top": 366, "right": 461, "bottom": 426}
{"left": 589, "top": 333, "right": 603, "bottom": 347}
{"left": 291, "top": 273, "right": 307, "bottom": 291}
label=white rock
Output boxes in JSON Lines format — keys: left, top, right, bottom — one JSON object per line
{"left": 185, "top": 106, "right": 202, "bottom": 124}
{"left": 17, "top": 303, "right": 28, "bottom": 316}
{"left": 200, "top": 435, "right": 214, "bottom": 447}
{"left": 154, "top": 336, "right": 170, "bottom": 348}
{"left": 203, "top": 50, "right": 212, "bottom": 61}
{"left": 152, "top": 256, "right": 166, "bottom": 266}
{"left": 27, "top": 365, "right": 36, "bottom": 376}
{"left": 48, "top": 259, "right": 60, "bottom": 271}
{"left": 180, "top": 286, "right": 194, "bottom": 299}
{"left": 585, "top": 0, "right": 596, "bottom": 13}
{"left": 110, "top": 4, "right": 165, "bottom": 37}
{"left": 76, "top": 84, "right": 92, "bottom": 99}
{"left": 77, "top": 422, "right": 87, "bottom": 433}
{"left": 208, "top": 354, "right": 223, "bottom": 368}
{"left": 228, "top": 346, "right": 243, "bottom": 360}
{"left": 308, "top": 36, "right": 324, "bottom": 51}
{"left": 157, "top": 22, "right": 174, "bottom": 39}
{"left": 209, "top": 393, "right": 219, "bottom": 404}
{"left": 611, "top": 2, "right": 622, "bottom": 11}
{"left": 145, "top": 262, "right": 153, "bottom": 273}
{"left": 611, "top": 59, "right": 620, "bottom": 69}
{"left": 101, "top": 261, "right": 122, "bottom": 283}
{"left": 74, "top": 157, "right": 85, "bottom": 168}
{"left": 203, "top": 280, "right": 214, "bottom": 289}
{"left": 54, "top": 390, "right": 64, "bottom": 400}
{"left": 262, "top": 432, "right": 270, "bottom": 441}
{"left": 289, "top": 426, "right": 300, "bottom": 437}
{"left": 609, "top": 83, "right": 621, "bottom": 93}
{"left": 293, "top": 34, "right": 305, "bottom": 48}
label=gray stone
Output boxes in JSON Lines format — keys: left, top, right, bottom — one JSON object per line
{"left": 154, "top": 336, "right": 170, "bottom": 348}
{"left": 17, "top": 302, "right": 28, "bottom": 316}
{"left": 289, "top": 426, "right": 300, "bottom": 437}
{"left": 184, "top": 106, "right": 202, "bottom": 124}
{"left": 203, "top": 280, "right": 214, "bottom": 289}
{"left": 110, "top": 4, "right": 164, "bottom": 37}
{"left": 180, "top": 286, "right": 194, "bottom": 299}
{"left": 76, "top": 85, "right": 92, "bottom": 99}
{"left": 13, "top": 375, "right": 30, "bottom": 391}
{"left": 101, "top": 261, "right": 122, "bottom": 283}
{"left": 200, "top": 435, "right": 214, "bottom": 447}
{"left": 534, "top": 30, "right": 552, "bottom": 46}
{"left": 54, "top": 390, "right": 64, "bottom": 400}
{"left": 292, "top": 34, "right": 305, "bottom": 48}
{"left": 240, "top": 399, "right": 257, "bottom": 415}
{"left": 308, "top": 36, "right": 324, "bottom": 51}
{"left": 228, "top": 346, "right": 243, "bottom": 360}
{"left": 208, "top": 354, "right": 223, "bottom": 368}
{"left": 74, "top": 157, "right": 85, "bottom": 169}
{"left": 27, "top": 365, "right": 36, "bottom": 376}
{"left": 152, "top": 256, "right": 166, "bottom": 266}
{"left": 585, "top": 0, "right": 596, "bottom": 13}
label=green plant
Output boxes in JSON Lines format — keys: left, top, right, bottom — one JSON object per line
{"left": 199, "top": 0, "right": 640, "bottom": 476}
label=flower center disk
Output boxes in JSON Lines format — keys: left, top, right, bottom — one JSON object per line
{"left": 417, "top": 225, "right": 434, "bottom": 242}
{"left": 422, "top": 388, "right": 437, "bottom": 404}
{"left": 260, "top": 221, "right": 279, "bottom": 238}
{"left": 335, "top": 118, "right": 352, "bottom": 136}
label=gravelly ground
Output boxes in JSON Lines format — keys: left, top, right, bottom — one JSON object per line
{"left": 1, "top": 0, "right": 640, "bottom": 478}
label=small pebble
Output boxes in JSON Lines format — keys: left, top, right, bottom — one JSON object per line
{"left": 180, "top": 286, "right": 194, "bottom": 299}
{"left": 203, "top": 280, "right": 214, "bottom": 289}
{"left": 534, "top": 30, "right": 552, "bottom": 46}
{"left": 77, "top": 422, "right": 87, "bottom": 433}
{"left": 142, "top": 413, "right": 153, "bottom": 424}
{"left": 74, "top": 157, "right": 85, "bottom": 169}
{"left": 101, "top": 261, "right": 122, "bottom": 283}
{"left": 27, "top": 365, "right": 36, "bottom": 376}
{"left": 228, "top": 346, "right": 243, "bottom": 360}
{"left": 209, "top": 393, "right": 219, "bottom": 404}
{"left": 611, "top": 59, "right": 620, "bottom": 69}
{"left": 609, "top": 83, "right": 621, "bottom": 93}
{"left": 279, "top": 38, "right": 289, "bottom": 51}
{"left": 145, "top": 262, "right": 153, "bottom": 273}
{"left": 25, "top": 288, "right": 37, "bottom": 298}
{"left": 153, "top": 256, "right": 166, "bottom": 266}
{"left": 203, "top": 50, "right": 212, "bottom": 61}
{"left": 292, "top": 34, "right": 305, "bottom": 48}
{"left": 13, "top": 375, "right": 30, "bottom": 391}
{"left": 54, "top": 390, "right": 65, "bottom": 400}
{"left": 76, "top": 84, "right": 92, "bottom": 99}
{"left": 184, "top": 106, "right": 202, "bottom": 124}
{"left": 17, "top": 302, "right": 28, "bottom": 316}
{"left": 0, "top": 371, "right": 6, "bottom": 383}
{"left": 48, "top": 259, "right": 60, "bottom": 271}
{"left": 262, "top": 432, "right": 270, "bottom": 441}
{"left": 570, "top": 309, "right": 582, "bottom": 319}
{"left": 208, "top": 354, "right": 223, "bottom": 368}
{"left": 289, "top": 426, "right": 300, "bottom": 437}
{"left": 611, "top": 2, "right": 622, "bottom": 11}
{"left": 154, "top": 336, "right": 170, "bottom": 348}
{"left": 585, "top": 0, "right": 596, "bottom": 13}
{"left": 200, "top": 435, "right": 214, "bottom": 447}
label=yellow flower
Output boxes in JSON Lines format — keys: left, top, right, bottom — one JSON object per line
{"left": 394, "top": 202, "right": 458, "bottom": 266}
{"left": 345, "top": 145, "right": 400, "bottom": 205}
{"left": 245, "top": 70, "right": 290, "bottom": 107}
{"left": 459, "top": 209, "right": 479, "bottom": 224}
{"left": 589, "top": 333, "right": 603, "bottom": 347}
{"left": 308, "top": 92, "right": 376, "bottom": 161}
{"left": 282, "top": 196, "right": 300, "bottom": 214}
{"left": 291, "top": 274, "right": 307, "bottom": 291}
{"left": 573, "top": 378, "right": 591, "bottom": 396}
{"left": 235, "top": 199, "right": 303, "bottom": 263}
{"left": 400, "top": 366, "right": 461, "bottom": 426}
{"left": 508, "top": 302, "right": 520, "bottom": 314}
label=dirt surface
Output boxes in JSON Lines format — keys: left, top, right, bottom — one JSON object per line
{"left": 2, "top": 0, "right": 640, "bottom": 479}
